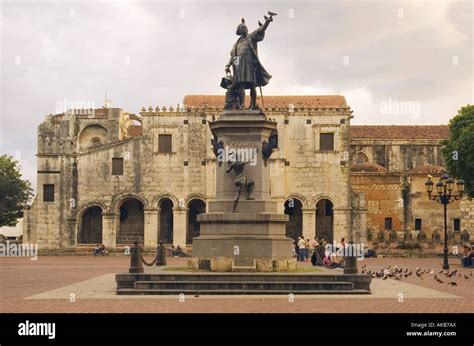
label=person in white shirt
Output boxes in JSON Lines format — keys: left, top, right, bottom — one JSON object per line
{"left": 297, "top": 237, "right": 306, "bottom": 261}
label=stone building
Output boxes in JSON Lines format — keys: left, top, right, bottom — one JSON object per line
{"left": 22, "top": 95, "right": 473, "bottom": 253}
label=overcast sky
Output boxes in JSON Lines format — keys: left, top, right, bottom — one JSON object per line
{"left": 0, "top": 0, "right": 472, "bottom": 190}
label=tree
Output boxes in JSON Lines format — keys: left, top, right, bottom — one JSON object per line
{"left": 441, "top": 104, "right": 474, "bottom": 198}
{"left": 0, "top": 155, "right": 33, "bottom": 227}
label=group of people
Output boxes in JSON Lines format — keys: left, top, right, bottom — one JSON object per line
{"left": 170, "top": 245, "right": 185, "bottom": 257}
{"left": 293, "top": 236, "right": 347, "bottom": 268}
{"left": 93, "top": 244, "right": 108, "bottom": 256}
{"left": 462, "top": 244, "right": 473, "bottom": 267}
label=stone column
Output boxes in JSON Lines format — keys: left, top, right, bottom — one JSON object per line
{"left": 333, "top": 207, "right": 352, "bottom": 244}
{"left": 173, "top": 208, "right": 187, "bottom": 247}
{"left": 102, "top": 212, "right": 117, "bottom": 249}
{"left": 65, "top": 217, "right": 77, "bottom": 248}
{"left": 144, "top": 208, "right": 159, "bottom": 250}
{"left": 302, "top": 207, "right": 316, "bottom": 241}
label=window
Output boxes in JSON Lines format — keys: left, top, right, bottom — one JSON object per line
{"left": 43, "top": 184, "right": 54, "bottom": 202}
{"left": 454, "top": 219, "right": 461, "bottom": 232}
{"left": 158, "top": 134, "right": 172, "bottom": 153}
{"left": 384, "top": 217, "right": 392, "bottom": 230}
{"left": 269, "top": 132, "right": 278, "bottom": 149}
{"left": 320, "top": 133, "right": 334, "bottom": 151}
{"left": 415, "top": 218, "right": 422, "bottom": 231}
{"left": 112, "top": 158, "right": 123, "bottom": 175}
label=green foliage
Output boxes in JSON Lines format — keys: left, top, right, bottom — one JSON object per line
{"left": 0, "top": 155, "right": 33, "bottom": 227}
{"left": 441, "top": 105, "right": 474, "bottom": 198}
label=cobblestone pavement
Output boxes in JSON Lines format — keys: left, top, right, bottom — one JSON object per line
{"left": 0, "top": 256, "right": 472, "bottom": 313}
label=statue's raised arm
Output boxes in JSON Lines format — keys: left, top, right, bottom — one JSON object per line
{"left": 222, "top": 11, "right": 276, "bottom": 111}
{"left": 258, "top": 11, "right": 277, "bottom": 34}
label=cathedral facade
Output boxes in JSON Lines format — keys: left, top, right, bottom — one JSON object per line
{"left": 22, "top": 95, "right": 473, "bottom": 254}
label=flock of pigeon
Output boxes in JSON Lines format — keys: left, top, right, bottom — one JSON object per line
{"left": 361, "top": 264, "right": 472, "bottom": 286}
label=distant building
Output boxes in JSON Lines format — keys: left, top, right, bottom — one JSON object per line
{"left": 22, "top": 95, "right": 473, "bottom": 254}
{"left": 0, "top": 219, "right": 23, "bottom": 240}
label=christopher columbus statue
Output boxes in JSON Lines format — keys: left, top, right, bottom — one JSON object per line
{"left": 222, "top": 12, "right": 276, "bottom": 110}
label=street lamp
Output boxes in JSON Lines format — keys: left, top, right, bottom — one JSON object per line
{"left": 425, "top": 174, "right": 465, "bottom": 270}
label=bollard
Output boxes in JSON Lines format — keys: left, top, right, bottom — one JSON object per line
{"left": 343, "top": 242, "right": 358, "bottom": 274}
{"left": 156, "top": 242, "right": 167, "bottom": 266}
{"left": 129, "top": 240, "right": 144, "bottom": 273}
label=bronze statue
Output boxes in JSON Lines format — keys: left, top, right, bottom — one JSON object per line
{"left": 223, "top": 11, "right": 276, "bottom": 110}
{"left": 226, "top": 157, "right": 254, "bottom": 212}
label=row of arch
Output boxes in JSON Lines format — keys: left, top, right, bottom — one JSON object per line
{"left": 78, "top": 197, "right": 334, "bottom": 245}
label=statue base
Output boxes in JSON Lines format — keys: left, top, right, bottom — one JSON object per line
{"left": 191, "top": 110, "right": 294, "bottom": 271}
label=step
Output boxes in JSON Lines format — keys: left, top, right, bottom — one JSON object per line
{"left": 117, "top": 288, "right": 371, "bottom": 295}
{"left": 141, "top": 273, "right": 368, "bottom": 283}
{"left": 134, "top": 280, "right": 354, "bottom": 291}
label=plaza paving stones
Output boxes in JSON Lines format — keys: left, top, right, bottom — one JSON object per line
{"left": 1, "top": 256, "right": 472, "bottom": 313}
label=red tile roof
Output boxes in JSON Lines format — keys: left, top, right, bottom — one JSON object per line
{"left": 351, "top": 125, "right": 449, "bottom": 140}
{"left": 183, "top": 95, "right": 347, "bottom": 108}
{"left": 127, "top": 125, "right": 142, "bottom": 137}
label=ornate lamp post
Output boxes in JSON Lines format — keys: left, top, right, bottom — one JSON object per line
{"left": 425, "top": 173, "right": 465, "bottom": 270}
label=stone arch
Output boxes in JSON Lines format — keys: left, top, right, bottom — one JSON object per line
{"left": 110, "top": 192, "right": 148, "bottom": 213}
{"left": 353, "top": 152, "right": 369, "bottom": 164}
{"left": 315, "top": 198, "right": 334, "bottom": 243}
{"left": 158, "top": 197, "right": 174, "bottom": 244}
{"left": 310, "top": 195, "right": 336, "bottom": 209}
{"left": 152, "top": 193, "right": 179, "bottom": 209}
{"left": 284, "top": 198, "right": 303, "bottom": 240}
{"left": 77, "top": 205, "right": 104, "bottom": 244}
{"left": 285, "top": 193, "right": 309, "bottom": 208}
{"left": 186, "top": 198, "right": 206, "bottom": 244}
{"left": 78, "top": 124, "right": 108, "bottom": 149}
{"left": 116, "top": 197, "right": 145, "bottom": 245}
{"left": 185, "top": 193, "right": 207, "bottom": 208}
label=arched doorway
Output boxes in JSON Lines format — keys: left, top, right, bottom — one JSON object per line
{"left": 284, "top": 198, "right": 303, "bottom": 240}
{"left": 117, "top": 198, "right": 144, "bottom": 244}
{"left": 187, "top": 199, "right": 206, "bottom": 244}
{"left": 159, "top": 198, "right": 174, "bottom": 244}
{"left": 316, "top": 199, "right": 334, "bottom": 243}
{"left": 78, "top": 206, "right": 103, "bottom": 244}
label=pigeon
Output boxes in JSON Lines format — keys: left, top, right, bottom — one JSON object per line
{"left": 436, "top": 277, "right": 444, "bottom": 283}
{"left": 404, "top": 268, "right": 409, "bottom": 273}
{"left": 447, "top": 282, "right": 457, "bottom": 286}
{"left": 394, "top": 274, "right": 402, "bottom": 280}
{"left": 416, "top": 271, "right": 423, "bottom": 278}
{"left": 463, "top": 274, "right": 469, "bottom": 280}
{"left": 447, "top": 271, "right": 457, "bottom": 278}
{"left": 383, "top": 275, "right": 388, "bottom": 280}
{"left": 429, "top": 270, "right": 434, "bottom": 275}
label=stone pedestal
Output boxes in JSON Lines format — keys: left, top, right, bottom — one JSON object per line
{"left": 192, "top": 110, "right": 294, "bottom": 271}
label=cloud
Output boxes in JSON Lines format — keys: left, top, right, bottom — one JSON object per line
{"left": 0, "top": 1, "right": 472, "bottom": 190}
